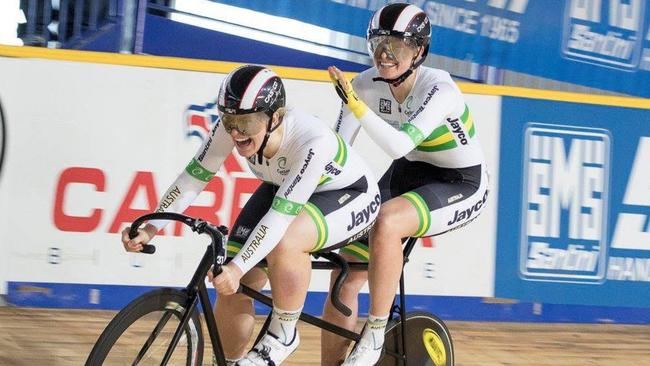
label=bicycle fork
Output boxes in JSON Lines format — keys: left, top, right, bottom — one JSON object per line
{"left": 159, "top": 247, "right": 228, "bottom": 366}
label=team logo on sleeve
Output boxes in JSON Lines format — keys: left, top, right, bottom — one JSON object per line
{"left": 184, "top": 103, "right": 220, "bottom": 142}
{"left": 277, "top": 156, "right": 290, "bottom": 175}
{"left": 379, "top": 98, "right": 392, "bottom": 114}
{"left": 404, "top": 96, "right": 415, "bottom": 117}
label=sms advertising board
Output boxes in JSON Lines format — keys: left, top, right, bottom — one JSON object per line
{"left": 495, "top": 97, "right": 650, "bottom": 307}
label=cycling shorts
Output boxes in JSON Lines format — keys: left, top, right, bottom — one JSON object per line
{"left": 227, "top": 177, "right": 381, "bottom": 260}
{"left": 341, "top": 158, "right": 488, "bottom": 262}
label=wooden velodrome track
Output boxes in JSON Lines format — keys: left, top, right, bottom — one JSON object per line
{"left": 1, "top": 306, "right": 649, "bottom": 365}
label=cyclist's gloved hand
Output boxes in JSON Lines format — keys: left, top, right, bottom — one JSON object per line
{"left": 211, "top": 263, "right": 243, "bottom": 295}
{"left": 328, "top": 66, "right": 368, "bottom": 119}
{"left": 121, "top": 224, "right": 156, "bottom": 252}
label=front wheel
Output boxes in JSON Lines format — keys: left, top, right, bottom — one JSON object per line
{"left": 378, "top": 311, "right": 454, "bottom": 366}
{"left": 85, "top": 288, "right": 204, "bottom": 366}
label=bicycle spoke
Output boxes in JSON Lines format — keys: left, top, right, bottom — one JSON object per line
{"left": 90, "top": 304, "right": 199, "bottom": 366}
{"left": 160, "top": 298, "right": 199, "bottom": 366}
{"left": 131, "top": 311, "right": 174, "bottom": 365}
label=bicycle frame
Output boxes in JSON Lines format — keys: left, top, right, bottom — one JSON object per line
{"left": 128, "top": 212, "right": 418, "bottom": 365}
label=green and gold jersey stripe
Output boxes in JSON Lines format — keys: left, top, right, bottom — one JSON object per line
{"left": 227, "top": 240, "right": 243, "bottom": 257}
{"left": 416, "top": 104, "right": 474, "bottom": 152}
{"left": 339, "top": 241, "right": 369, "bottom": 262}
{"left": 271, "top": 196, "right": 303, "bottom": 215}
{"left": 402, "top": 191, "right": 431, "bottom": 237}
{"left": 333, "top": 133, "right": 348, "bottom": 166}
{"left": 461, "top": 104, "right": 476, "bottom": 138}
{"left": 185, "top": 158, "right": 216, "bottom": 182}
{"left": 318, "top": 176, "right": 330, "bottom": 185}
{"left": 319, "top": 133, "right": 348, "bottom": 186}
{"left": 304, "top": 202, "right": 328, "bottom": 252}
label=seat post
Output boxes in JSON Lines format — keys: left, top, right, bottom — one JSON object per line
{"left": 402, "top": 236, "right": 418, "bottom": 260}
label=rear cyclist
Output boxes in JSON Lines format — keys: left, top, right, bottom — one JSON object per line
{"left": 122, "top": 65, "right": 381, "bottom": 365}
{"left": 323, "top": 3, "right": 489, "bottom": 365}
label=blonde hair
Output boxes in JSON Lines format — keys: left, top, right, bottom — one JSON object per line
{"left": 274, "top": 107, "right": 287, "bottom": 119}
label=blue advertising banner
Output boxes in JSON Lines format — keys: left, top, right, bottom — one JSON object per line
{"left": 210, "top": 0, "right": 650, "bottom": 97}
{"left": 423, "top": 0, "right": 650, "bottom": 97}
{"left": 495, "top": 96, "right": 650, "bottom": 308}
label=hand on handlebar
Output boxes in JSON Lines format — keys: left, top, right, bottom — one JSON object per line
{"left": 122, "top": 224, "right": 157, "bottom": 252}
{"left": 210, "top": 263, "right": 243, "bottom": 296}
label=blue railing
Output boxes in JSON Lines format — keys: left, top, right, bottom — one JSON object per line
{"left": 21, "top": 0, "right": 120, "bottom": 48}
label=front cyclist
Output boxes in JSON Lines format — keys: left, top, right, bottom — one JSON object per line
{"left": 325, "top": 3, "right": 489, "bottom": 365}
{"left": 122, "top": 65, "right": 381, "bottom": 365}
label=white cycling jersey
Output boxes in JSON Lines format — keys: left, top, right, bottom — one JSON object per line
{"left": 336, "top": 66, "right": 485, "bottom": 169}
{"left": 150, "top": 108, "right": 377, "bottom": 274}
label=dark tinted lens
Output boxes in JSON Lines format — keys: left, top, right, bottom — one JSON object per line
{"left": 222, "top": 114, "right": 265, "bottom": 136}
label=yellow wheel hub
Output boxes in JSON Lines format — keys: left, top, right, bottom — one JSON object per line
{"left": 422, "top": 328, "right": 446, "bottom": 366}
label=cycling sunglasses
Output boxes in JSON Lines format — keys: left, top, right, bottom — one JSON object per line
{"left": 220, "top": 113, "right": 267, "bottom": 137}
{"left": 369, "top": 35, "right": 419, "bottom": 62}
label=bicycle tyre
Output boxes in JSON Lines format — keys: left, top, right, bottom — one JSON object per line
{"left": 378, "top": 311, "right": 454, "bottom": 366}
{"left": 85, "top": 288, "right": 204, "bottom": 366}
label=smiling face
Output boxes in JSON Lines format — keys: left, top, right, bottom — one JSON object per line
{"left": 370, "top": 35, "right": 421, "bottom": 80}
{"left": 221, "top": 111, "right": 270, "bottom": 157}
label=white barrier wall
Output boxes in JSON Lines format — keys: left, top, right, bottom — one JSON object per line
{"left": 0, "top": 54, "right": 499, "bottom": 300}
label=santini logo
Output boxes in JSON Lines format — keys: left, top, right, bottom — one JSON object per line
{"left": 520, "top": 123, "right": 610, "bottom": 283}
{"left": 562, "top": 0, "right": 644, "bottom": 68}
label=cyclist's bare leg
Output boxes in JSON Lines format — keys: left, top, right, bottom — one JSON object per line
{"left": 215, "top": 267, "right": 268, "bottom": 360}
{"left": 321, "top": 253, "right": 368, "bottom": 366}
{"left": 265, "top": 211, "right": 317, "bottom": 312}
{"left": 368, "top": 197, "right": 419, "bottom": 317}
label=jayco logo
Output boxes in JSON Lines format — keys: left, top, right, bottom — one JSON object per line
{"left": 448, "top": 118, "right": 468, "bottom": 145}
{"left": 347, "top": 194, "right": 381, "bottom": 231}
{"left": 521, "top": 123, "right": 610, "bottom": 283}
{"left": 448, "top": 190, "right": 488, "bottom": 225}
{"left": 325, "top": 162, "right": 341, "bottom": 176}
